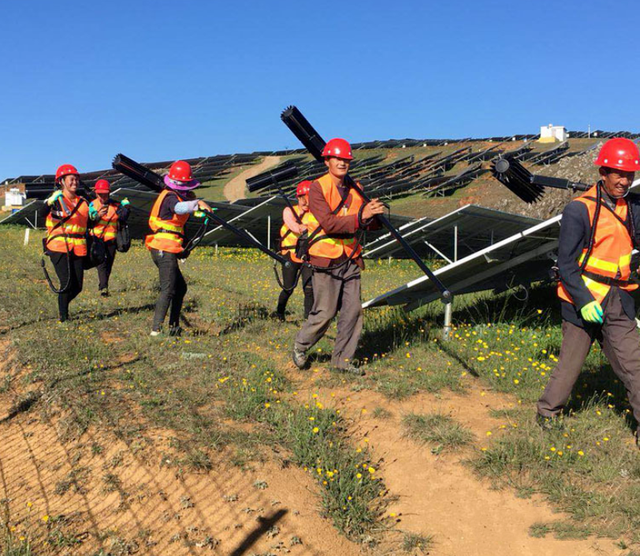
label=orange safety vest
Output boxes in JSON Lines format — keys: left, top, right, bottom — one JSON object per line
{"left": 145, "top": 190, "right": 190, "bottom": 253}
{"left": 90, "top": 198, "right": 119, "bottom": 242}
{"left": 45, "top": 196, "right": 89, "bottom": 257}
{"left": 280, "top": 206, "right": 310, "bottom": 263}
{"left": 558, "top": 185, "right": 638, "bottom": 306}
{"left": 306, "top": 173, "right": 365, "bottom": 260}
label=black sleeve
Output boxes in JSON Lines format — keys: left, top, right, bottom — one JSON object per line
{"left": 157, "top": 192, "right": 179, "bottom": 221}
{"left": 627, "top": 193, "right": 640, "bottom": 246}
{"left": 557, "top": 201, "right": 594, "bottom": 309}
{"left": 39, "top": 202, "right": 52, "bottom": 218}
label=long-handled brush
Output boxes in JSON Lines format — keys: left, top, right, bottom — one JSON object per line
{"left": 111, "top": 153, "right": 290, "bottom": 265}
{"left": 491, "top": 156, "right": 590, "bottom": 203}
{"left": 280, "top": 105, "right": 451, "bottom": 301}
{"left": 246, "top": 162, "right": 298, "bottom": 193}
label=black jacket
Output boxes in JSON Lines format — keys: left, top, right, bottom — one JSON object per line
{"left": 558, "top": 186, "right": 640, "bottom": 326}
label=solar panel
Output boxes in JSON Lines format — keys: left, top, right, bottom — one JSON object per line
{"left": 364, "top": 178, "right": 640, "bottom": 311}
{"left": 364, "top": 204, "right": 540, "bottom": 261}
{"left": 363, "top": 215, "right": 561, "bottom": 311}
{"left": 0, "top": 200, "right": 43, "bottom": 228}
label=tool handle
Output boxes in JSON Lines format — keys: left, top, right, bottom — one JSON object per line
{"left": 202, "top": 209, "right": 290, "bottom": 266}
{"left": 530, "top": 175, "right": 590, "bottom": 192}
{"left": 346, "top": 176, "right": 451, "bottom": 299}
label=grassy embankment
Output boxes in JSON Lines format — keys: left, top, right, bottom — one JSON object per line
{"left": 1, "top": 224, "right": 640, "bottom": 553}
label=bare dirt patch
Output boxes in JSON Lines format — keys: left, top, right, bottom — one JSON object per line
{"left": 224, "top": 156, "right": 282, "bottom": 202}
{"left": 0, "top": 411, "right": 364, "bottom": 555}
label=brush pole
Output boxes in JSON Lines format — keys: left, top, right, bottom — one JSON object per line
{"left": 530, "top": 175, "right": 590, "bottom": 192}
{"left": 345, "top": 175, "right": 451, "bottom": 300}
{"left": 202, "top": 209, "right": 290, "bottom": 266}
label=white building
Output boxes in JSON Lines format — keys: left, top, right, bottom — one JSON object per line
{"left": 539, "top": 124, "right": 567, "bottom": 143}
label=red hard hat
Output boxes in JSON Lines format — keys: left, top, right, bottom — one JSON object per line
{"left": 322, "top": 138, "right": 353, "bottom": 160}
{"left": 94, "top": 179, "right": 110, "bottom": 193}
{"left": 296, "top": 180, "right": 312, "bottom": 197}
{"left": 168, "top": 160, "right": 194, "bottom": 182}
{"left": 55, "top": 164, "right": 79, "bottom": 182}
{"left": 594, "top": 138, "right": 640, "bottom": 172}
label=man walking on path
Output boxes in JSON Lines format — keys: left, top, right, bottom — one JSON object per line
{"left": 537, "top": 138, "right": 640, "bottom": 442}
{"left": 292, "top": 138, "right": 384, "bottom": 375}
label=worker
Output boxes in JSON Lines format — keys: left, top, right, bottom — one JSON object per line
{"left": 537, "top": 138, "right": 640, "bottom": 444}
{"left": 292, "top": 138, "right": 385, "bottom": 375}
{"left": 275, "top": 180, "right": 314, "bottom": 320}
{"left": 146, "top": 160, "right": 211, "bottom": 336}
{"left": 39, "top": 164, "right": 94, "bottom": 322}
{"left": 88, "top": 179, "right": 130, "bottom": 297}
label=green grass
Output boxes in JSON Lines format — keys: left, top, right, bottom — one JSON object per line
{"left": 2, "top": 224, "right": 640, "bottom": 550}
{"left": 402, "top": 532, "right": 434, "bottom": 554}
{"left": 471, "top": 402, "right": 640, "bottom": 542}
{"left": 402, "top": 412, "right": 474, "bottom": 453}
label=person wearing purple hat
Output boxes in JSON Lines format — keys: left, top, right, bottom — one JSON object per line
{"left": 146, "top": 160, "right": 211, "bottom": 336}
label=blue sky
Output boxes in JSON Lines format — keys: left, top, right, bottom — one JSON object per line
{"left": 1, "top": 0, "right": 638, "bottom": 178}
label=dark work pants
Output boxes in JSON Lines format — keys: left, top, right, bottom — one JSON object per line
{"left": 150, "top": 249, "right": 187, "bottom": 331}
{"left": 276, "top": 257, "right": 314, "bottom": 319}
{"left": 97, "top": 241, "right": 117, "bottom": 291}
{"left": 538, "top": 287, "right": 640, "bottom": 426}
{"left": 49, "top": 252, "right": 84, "bottom": 322}
{"left": 295, "top": 259, "right": 363, "bottom": 368}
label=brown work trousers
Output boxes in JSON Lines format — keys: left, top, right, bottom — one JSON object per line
{"left": 537, "top": 287, "right": 640, "bottom": 425}
{"left": 295, "top": 259, "right": 363, "bottom": 368}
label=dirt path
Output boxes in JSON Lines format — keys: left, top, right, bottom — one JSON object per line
{"left": 0, "top": 411, "right": 363, "bottom": 555}
{"left": 223, "top": 156, "right": 282, "bottom": 202}
{"left": 293, "top": 379, "right": 619, "bottom": 556}
{"left": 0, "top": 339, "right": 362, "bottom": 555}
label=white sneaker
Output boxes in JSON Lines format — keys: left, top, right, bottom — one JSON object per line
{"left": 150, "top": 330, "right": 161, "bottom": 337}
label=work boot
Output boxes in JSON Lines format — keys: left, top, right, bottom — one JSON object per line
{"left": 169, "top": 325, "right": 183, "bottom": 337}
{"left": 536, "top": 413, "right": 559, "bottom": 431}
{"left": 100, "top": 289, "right": 109, "bottom": 298}
{"left": 334, "top": 363, "right": 365, "bottom": 377}
{"left": 292, "top": 346, "right": 308, "bottom": 369}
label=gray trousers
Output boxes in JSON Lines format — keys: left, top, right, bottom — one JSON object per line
{"left": 295, "top": 260, "right": 363, "bottom": 368}
{"left": 538, "top": 287, "right": 640, "bottom": 425}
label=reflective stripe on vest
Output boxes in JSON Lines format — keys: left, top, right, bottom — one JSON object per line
{"left": 558, "top": 185, "right": 638, "bottom": 305}
{"left": 145, "top": 190, "right": 190, "bottom": 253}
{"left": 90, "top": 199, "right": 119, "bottom": 241}
{"left": 280, "top": 206, "right": 310, "bottom": 263}
{"left": 45, "top": 196, "right": 89, "bottom": 256}
{"left": 306, "top": 173, "right": 364, "bottom": 260}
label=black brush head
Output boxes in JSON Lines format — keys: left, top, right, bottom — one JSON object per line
{"left": 281, "top": 106, "right": 326, "bottom": 161}
{"left": 112, "top": 153, "right": 163, "bottom": 192}
{"left": 246, "top": 163, "right": 299, "bottom": 193}
{"left": 491, "top": 156, "right": 544, "bottom": 204}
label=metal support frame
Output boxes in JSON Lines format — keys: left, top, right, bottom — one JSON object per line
{"left": 267, "top": 215, "right": 271, "bottom": 251}
{"left": 453, "top": 225, "right": 458, "bottom": 262}
{"left": 442, "top": 298, "right": 453, "bottom": 341}
{"left": 423, "top": 240, "right": 453, "bottom": 264}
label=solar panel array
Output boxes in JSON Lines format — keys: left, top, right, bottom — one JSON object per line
{"left": 4, "top": 154, "right": 262, "bottom": 199}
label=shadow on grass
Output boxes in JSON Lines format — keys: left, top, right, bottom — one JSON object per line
{"left": 567, "top": 360, "right": 638, "bottom": 431}
{"left": 219, "top": 303, "right": 272, "bottom": 336}
{"left": 453, "top": 283, "right": 562, "bottom": 327}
